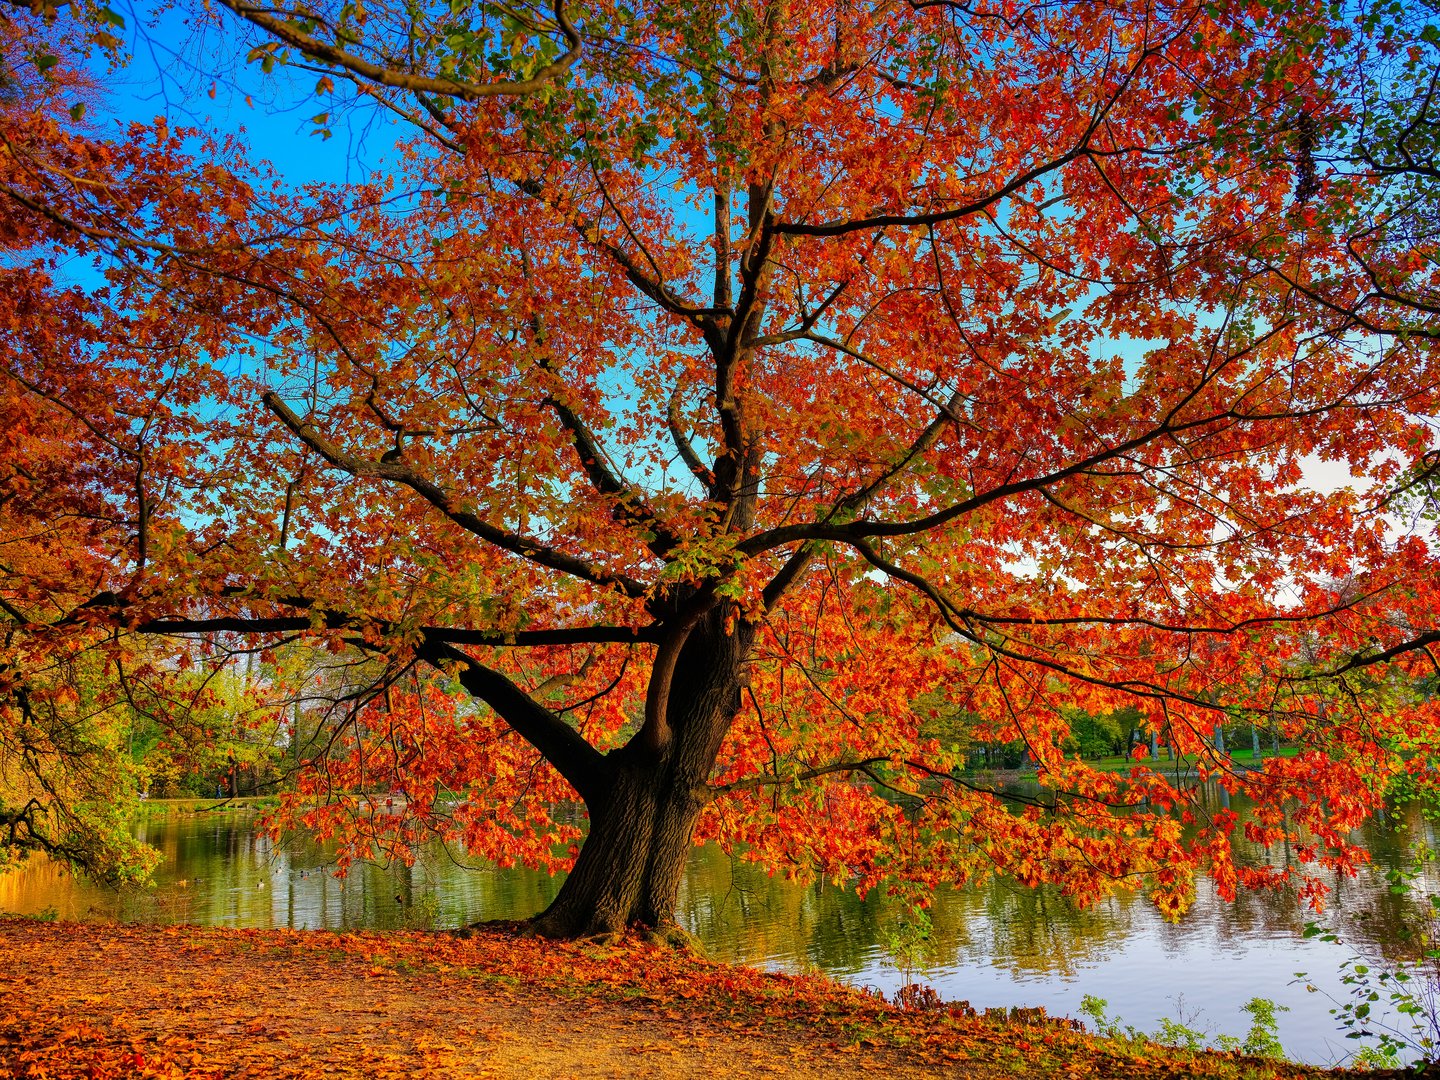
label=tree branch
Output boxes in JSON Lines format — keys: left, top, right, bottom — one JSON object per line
{"left": 737, "top": 339, "right": 1312, "bottom": 557}
{"left": 217, "top": 0, "right": 582, "bottom": 102}
{"left": 770, "top": 27, "right": 1163, "bottom": 239}
{"left": 418, "top": 639, "right": 610, "bottom": 803}
{"left": 667, "top": 382, "right": 713, "bottom": 489}
{"left": 1297, "top": 631, "right": 1440, "bottom": 681}
{"left": 521, "top": 288, "right": 680, "bottom": 557}
{"left": 136, "top": 614, "right": 657, "bottom": 647}
{"left": 761, "top": 390, "right": 961, "bottom": 610}
{"left": 262, "top": 390, "right": 649, "bottom": 599}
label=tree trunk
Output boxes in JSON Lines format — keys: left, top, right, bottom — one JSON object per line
{"left": 531, "top": 755, "right": 707, "bottom": 937}
{"left": 532, "top": 613, "right": 752, "bottom": 938}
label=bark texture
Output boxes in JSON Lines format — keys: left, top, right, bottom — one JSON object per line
{"left": 533, "top": 613, "right": 754, "bottom": 937}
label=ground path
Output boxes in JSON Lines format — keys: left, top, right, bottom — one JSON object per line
{"left": 0, "top": 919, "right": 1345, "bottom": 1078}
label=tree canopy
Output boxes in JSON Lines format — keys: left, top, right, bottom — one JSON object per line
{"left": 1, "top": 0, "right": 1437, "bottom": 934}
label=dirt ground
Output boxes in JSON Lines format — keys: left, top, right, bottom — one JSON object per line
{"left": 0, "top": 919, "right": 1331, "bottom": 1079}
{"left": 0, "top": 920, "right": 987, "bottom": 1079}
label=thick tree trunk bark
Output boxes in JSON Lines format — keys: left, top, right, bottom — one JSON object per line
{"left": 532, "top": 613, "right": 753, "bottom": 938}
{"left": 531, "top": 756, "right": 707, "bottom": 937}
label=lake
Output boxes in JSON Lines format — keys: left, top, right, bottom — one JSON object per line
{"left": 3, "top": 791, "right": 1437, "bottom": 1066}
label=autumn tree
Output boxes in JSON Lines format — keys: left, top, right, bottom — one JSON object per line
{"left": 1255, "top": 0, "right": 1440, "bottom": 506}
{"left": 2, "top": 0, "right": 1438, "bottom": 936}
{"left": 0, "top": 19, "right": 161, "bottom": 877}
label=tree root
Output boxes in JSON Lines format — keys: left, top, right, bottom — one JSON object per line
{"left": 451, "top": 915, "right": 703, "bottom": 955}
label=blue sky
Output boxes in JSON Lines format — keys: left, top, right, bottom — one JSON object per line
{"left": 91, "top": 2, "right": 404, "bottom": 187}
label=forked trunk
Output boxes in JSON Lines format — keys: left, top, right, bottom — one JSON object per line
{"left": 532, "top": 616, "right": 752, "bottom": 938}
{"left": 532, "top": 755, "right": 707, "bottom": 937}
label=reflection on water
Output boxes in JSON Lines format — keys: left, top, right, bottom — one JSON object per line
{"left": 3, "top": 793, "right": 1438, "bottom": 1067}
